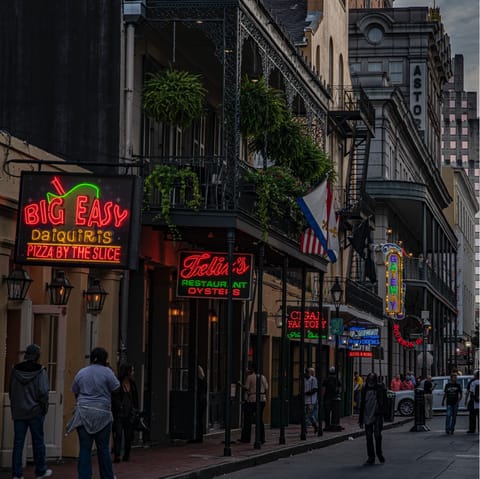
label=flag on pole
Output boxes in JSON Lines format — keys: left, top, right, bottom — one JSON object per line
{"left": 297, "top": 179, "right": 338, "bottom": 262}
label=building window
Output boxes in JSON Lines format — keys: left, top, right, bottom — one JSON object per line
{"left": 462, "top": 141, "right": 468, "bottom": 149}
{"left": 449, "top": 114, "right": 455, "bottom": 122}
{"left": 461, "top": 114, "right": 467, "bottom": 122}
{"left": 449, "top": 100, "right": 455, "bottom": 108}
{"left": 450, "top": 155, "right": 456, "bottom": 163}
{"left": 461, "top": 127, "right": 468, "bottom": 135}
{"left": 368, "top": 62, "right": 382, "bottom": 72}
{"left": 461, "top": 100, "right": 468, "bottom": 108}
{"left": 450, "top": 141, "right": 456, "bottom": 149}
{"left": 350, "top": 62, "right": 361, "bottom": 74}
{"left": 367, "top": 25, "right": 384, "bottom": 44}
{"left": 388, "top": 61, "right": 403, "bottom": 83}
{"left": 329, "top": 37, "right": 334, "bottom": 87}
{"left": 316, "top": 45, "right": 321, "bottom": 74}
{"left": 441, "top": 154, "right": 444, "bottom": 162}
{"left": 441, "top": 126, "right": 444, "bottom": 134}
{"left": 441, "top": 140, "right": 444, "bottom": 148}
{"left": 462, "top": 155, "right": 469, "bottom": 163}
{"left": 449, "top": 126, "right": 456, "bottom": 135}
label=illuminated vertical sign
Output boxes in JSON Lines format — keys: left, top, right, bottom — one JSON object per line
{"left": 383, "top": 243, "right": 404, "bottom": 318}
{"left": 15, "top": 173, "right": 141, "bottom": 269}
{"left": 409, "top": 62, "right": 426, "bottom": 130}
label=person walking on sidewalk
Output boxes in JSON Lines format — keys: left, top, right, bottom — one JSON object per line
{"left": 112, "top": 364, "right": 139, "bottom": 462}
{"left": 322, "top": 367, "right": 341, "bottom": 431}
{"left": 353, "top": 371, "right": 363, "bottom": 413}
{"left": 10, "top": 344, "right": 52, "bottom": 479}
{"left": 304, "top": 368, "right": 319, "bottom": 434}
{"left": 465, "top": 370, "right": 479, "bottom": 433}
{"left": 66, "top": 347, "right": 120, "bottom": 479}
{"left": 442, "top": 372, "right": 462, "bottom": 435}
{"left": 358, "top": 372, "right": 387, "bottom": 465}
{"left": 238, "top": 366, "right": 268, "bottom": 443}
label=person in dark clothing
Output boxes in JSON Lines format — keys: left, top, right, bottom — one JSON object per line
{"left": 9, "top": 344, "right": 52, "bottom": 479}
{"left": 465, "top": 370, "right": 479, "bottom": 433}
{"left": 359, "top": 372, "right": 387, "bottom": 465}
{"left": 112, "top": 364, "right": 139, "bottom": 462}
{"left": 322, "top": 367, "right": 341, "bottom": 431}
{"left": 442, "top": 373, "right": 462, "bottom": 435}
{"left": 423, "top": 375, "right": 434, "bottom": 419}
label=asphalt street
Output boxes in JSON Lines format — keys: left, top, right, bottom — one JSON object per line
{"left": 219, "top": 414, "right": 479, "bottom": 479}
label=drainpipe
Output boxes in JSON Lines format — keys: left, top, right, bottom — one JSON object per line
{"left": 125, "top": 22, "right": 135, "bottom": 159}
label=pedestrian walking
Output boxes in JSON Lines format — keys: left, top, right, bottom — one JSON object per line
{"left": 358, "top": 372, "right": 387, "bottom": 465}
{"left": 442, "top": 372, "right": 462, "bottom": 434}
{"left": 66, "top": 347, "right": 120, "bottom": 479}
{"left": 9, "top": 344, "right": 52, "bottom": 479}
{"left": 390, "top": 374, "right": 401, "bottom": 392}
{"left": 238, "top": 366, "right": 268, "bottom": 443}
{"left": 322, "top": 367, "right": 341, "bottom": 431}
{"left": 465, "top": 370, "right": 479, "bottom": 433}
{"left": 423, "top": 375, "right": 434, "bottom": 419}
{"left": 353, "top": 371, "right": 363, "bottom": 413}
{"left": 304, "top": 368, "right": 319, "bottom": 434}
{"left": 112, "top": 364, "right": 139, "bottom": 462}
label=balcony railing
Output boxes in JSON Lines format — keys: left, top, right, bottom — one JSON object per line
{"left": 404, "top": 257, "right": 456, "bottom": 306}
{"left": 329, "top": 85, "right": 375, "bottom": 131}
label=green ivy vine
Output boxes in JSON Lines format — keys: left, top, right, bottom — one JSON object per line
{"left": 144, "top": 165, "right": 202, "bottom": 238}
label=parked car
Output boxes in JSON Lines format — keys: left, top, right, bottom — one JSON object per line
{"left": 394, "top": 375, "right": 473, "bottom": 416}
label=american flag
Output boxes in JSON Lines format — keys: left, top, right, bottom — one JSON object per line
{"left": 300, "top": 228, "right": 327, "bottom": 256}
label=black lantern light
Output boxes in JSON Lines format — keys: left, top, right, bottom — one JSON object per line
{"left": 330, "top": 277, "right": 343, "bottom": 307}
{"left": 84, "top": 279, "right": 108, "bottom": 315}
{"left": 5, "top": 269, "right": 33, "bottom": 300}
{"left": 47, "top": 270, "right": 73, "bottom": 305}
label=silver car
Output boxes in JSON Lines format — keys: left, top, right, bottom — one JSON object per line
{"left": 394, "top": 375, "right": 473, "bottom": 416}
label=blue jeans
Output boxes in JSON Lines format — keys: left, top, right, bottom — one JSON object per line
{"left": 77, "top": 424, "right": 115, "bottom": 479}
{"left": 445, "top": 403, "right": 459, "bottom": 433}
{"left": 12, "top": 414, "right": 47, "bottom": 478}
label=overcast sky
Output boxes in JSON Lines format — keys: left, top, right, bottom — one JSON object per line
{"left": 394, "top": 0, "right": 479, "bottom": 95}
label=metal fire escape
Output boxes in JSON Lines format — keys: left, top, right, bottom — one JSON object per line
{"left": 329, "top": 86, "right": 375, "bottom": 282}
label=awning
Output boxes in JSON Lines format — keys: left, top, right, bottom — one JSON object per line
{"left": 324, "top": 303, "right": 385, "bottom": 328}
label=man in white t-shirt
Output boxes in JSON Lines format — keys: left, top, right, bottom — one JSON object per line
{"left": 304, "top": 367, "right": 319, "bottom": 434}
{"left": 466, "top": 370, "right": 479, "bottom": 433}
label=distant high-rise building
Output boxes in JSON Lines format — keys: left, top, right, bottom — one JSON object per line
{"left": 441, "top": 54, "right": 480, "bottom": 335}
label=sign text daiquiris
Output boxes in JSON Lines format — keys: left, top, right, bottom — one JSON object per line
{"left": 15, "top": 173, "right": 141, "bottom": 269}
{"left": 177, "top": 251, "right": 254, "bottom": 300}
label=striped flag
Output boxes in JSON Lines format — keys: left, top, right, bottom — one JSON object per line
{"left": 300, "top": 228, "right": 327, "bottom": 255}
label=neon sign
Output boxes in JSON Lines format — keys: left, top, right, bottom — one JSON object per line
{"left": 383, "top": 243, "right": 405, "bottom": 318}
{"left": 15, "top": 173, "right": 141, "bottom": 268}
{"left": 349, "top": 351, "right": 373, "bottom": 358}
{"left": 286, "top": 306, "right": 327, "bottom": 340}
{"left": 348, "top": 326, "right": 379, "bottom": 356}
{"left": 393, "top": 323, "right": 423, "bottom": 349}
{"left": 176, "top": 251, "right": 254, "bottom": 300}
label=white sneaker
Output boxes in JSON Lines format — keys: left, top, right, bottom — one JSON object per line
{"left": 36, "top": 469, "right": 53, "bottom": 479}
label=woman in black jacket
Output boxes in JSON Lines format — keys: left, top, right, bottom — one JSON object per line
{"left": 112, "top": 364, "right": 139, "bottom": 462}
{"left": 358, "top": 372, "right": 387, "bottom": 465}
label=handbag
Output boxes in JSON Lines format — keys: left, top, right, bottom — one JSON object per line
{"left": 129, "top": 408, "right": 149, "bottom": 432}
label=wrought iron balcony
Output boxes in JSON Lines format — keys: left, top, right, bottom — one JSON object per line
{"left": 403, "top": 257, "right": 456, "bottom": 306}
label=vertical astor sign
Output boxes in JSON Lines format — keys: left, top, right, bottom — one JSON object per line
{"left": 383, "top": 243, "right": 404, "bottom": 318}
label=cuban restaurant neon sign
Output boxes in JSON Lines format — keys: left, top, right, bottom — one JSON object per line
{"left": 176, "top": 251, "right": 254, "bottom": 300}
{"left": 15, "top": 173, "right": 141, "bottom": 268}
{"left": 286, "top": 306, "right": 327, "bottom": 340}
{"left": 383, "top": 243, "right": 405, "bottom": 318}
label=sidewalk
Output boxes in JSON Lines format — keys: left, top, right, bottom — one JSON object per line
{"left": 0, "top": 416, "right": 411, "bottom": 479}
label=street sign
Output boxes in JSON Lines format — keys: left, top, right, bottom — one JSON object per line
{"left": 330, "top": 317, "right": 343, "bottom": 335}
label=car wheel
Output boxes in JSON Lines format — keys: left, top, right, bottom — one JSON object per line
{"left": 398, "top": 398, "right": 414, "bottom": 416}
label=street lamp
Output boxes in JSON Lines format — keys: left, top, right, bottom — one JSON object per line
{"left": 47, "top": 270, "right": 73, "bottom": 306}
{"left": 330, "top": 277, "right": 343, "bottom": 431}
{"left": 5, "top": 269, "right": 33, "bottom": 300}
{"left": 84, "top": 279, "right": 108, "bottom": 315}
{"left": 465, "top": 340, "right": 472, "bottom": 374}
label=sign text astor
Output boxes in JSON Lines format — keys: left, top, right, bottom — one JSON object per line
{"left": 176, "top": 251, "right": 254, "bottom": 300}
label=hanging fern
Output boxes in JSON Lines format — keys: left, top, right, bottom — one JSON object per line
{"left": 143, "top": 69, "right": 207, "bottom": 128}
{"left": 144, "top": 164, "right": 202, "bottom": 239}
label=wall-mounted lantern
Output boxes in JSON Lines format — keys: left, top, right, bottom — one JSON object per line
{"left": 84, "top": 279, "right": 108, "bottom": 315}
{"left": 5, "top": 269, "right": 33, "bottom": 300}
{"left": 47, "top": 270, "right": 73, "bottom": 305}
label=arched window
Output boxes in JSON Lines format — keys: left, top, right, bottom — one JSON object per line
{"left": 316, "top": 45, "right": 321, "bottom": 74}
{"left": 328, "top": 38, "right": 334, "bottom": 88}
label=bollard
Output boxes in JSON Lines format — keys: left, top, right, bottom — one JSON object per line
{"left": 410, "top": 388, "right": 430, "bottom": 432}
{"left": 330, "top": 395, "right": 344, "bottom": 431}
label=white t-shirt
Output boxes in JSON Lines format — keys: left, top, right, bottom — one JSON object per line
{"left": 304, "top": 376, "right": 318, "bottom": 405}
{"left": 469, "top": 379, "right": 479, "bottom": 410}
{"left": 245, "top": 373, "right": 268, "bottom": 403}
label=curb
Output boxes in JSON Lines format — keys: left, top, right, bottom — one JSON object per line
{"left": 163, "top": 418, "right": 413, "bottom": 479}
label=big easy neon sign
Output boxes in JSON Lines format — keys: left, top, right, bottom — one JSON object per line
{"left": 15, "top": 173, "right": 141, "bottom": 268}
{"left": 176, "top": 251, "right": 254, "bottom": 300}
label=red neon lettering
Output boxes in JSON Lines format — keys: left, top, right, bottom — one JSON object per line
{"left": 113, "top": 204, "right": 129, "bottom": 227}
{"left": 76, "top": 196, "right": 89, "bottom": 226}
{"left": 39, "top": 200, "right": 48, "bottom": 224}
{"left": 87, "top": 198, "right": 103, "bottom": 227}
{"left": 24, "top": 204, "right": 40, "bottom": 225}
{"left": 49, "top": 197, "right": 64, "bottom": 225}
{"left": 180, "top": 253, "right": 250, "bottom": 279}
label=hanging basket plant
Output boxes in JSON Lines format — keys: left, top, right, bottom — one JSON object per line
{"left": 240, "top": 76, "right": 287, "bottom": 139}
{"left": 144, "top": 164, "right": 202, "bottom": 238}
{"left": 143, "top": 68, "right": 207, "bottom": 128}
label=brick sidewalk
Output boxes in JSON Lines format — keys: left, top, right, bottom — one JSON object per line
{"left": 0, "top": 416, "right": 410, "bottom": 479}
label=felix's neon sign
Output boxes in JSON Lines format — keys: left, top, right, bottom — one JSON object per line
{"left": 15, "top": 173, "right": 139, "bottom": 268}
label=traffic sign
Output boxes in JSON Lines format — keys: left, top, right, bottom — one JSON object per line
{"left": 330, "top": 318, "right": 343, "bottom": 336}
